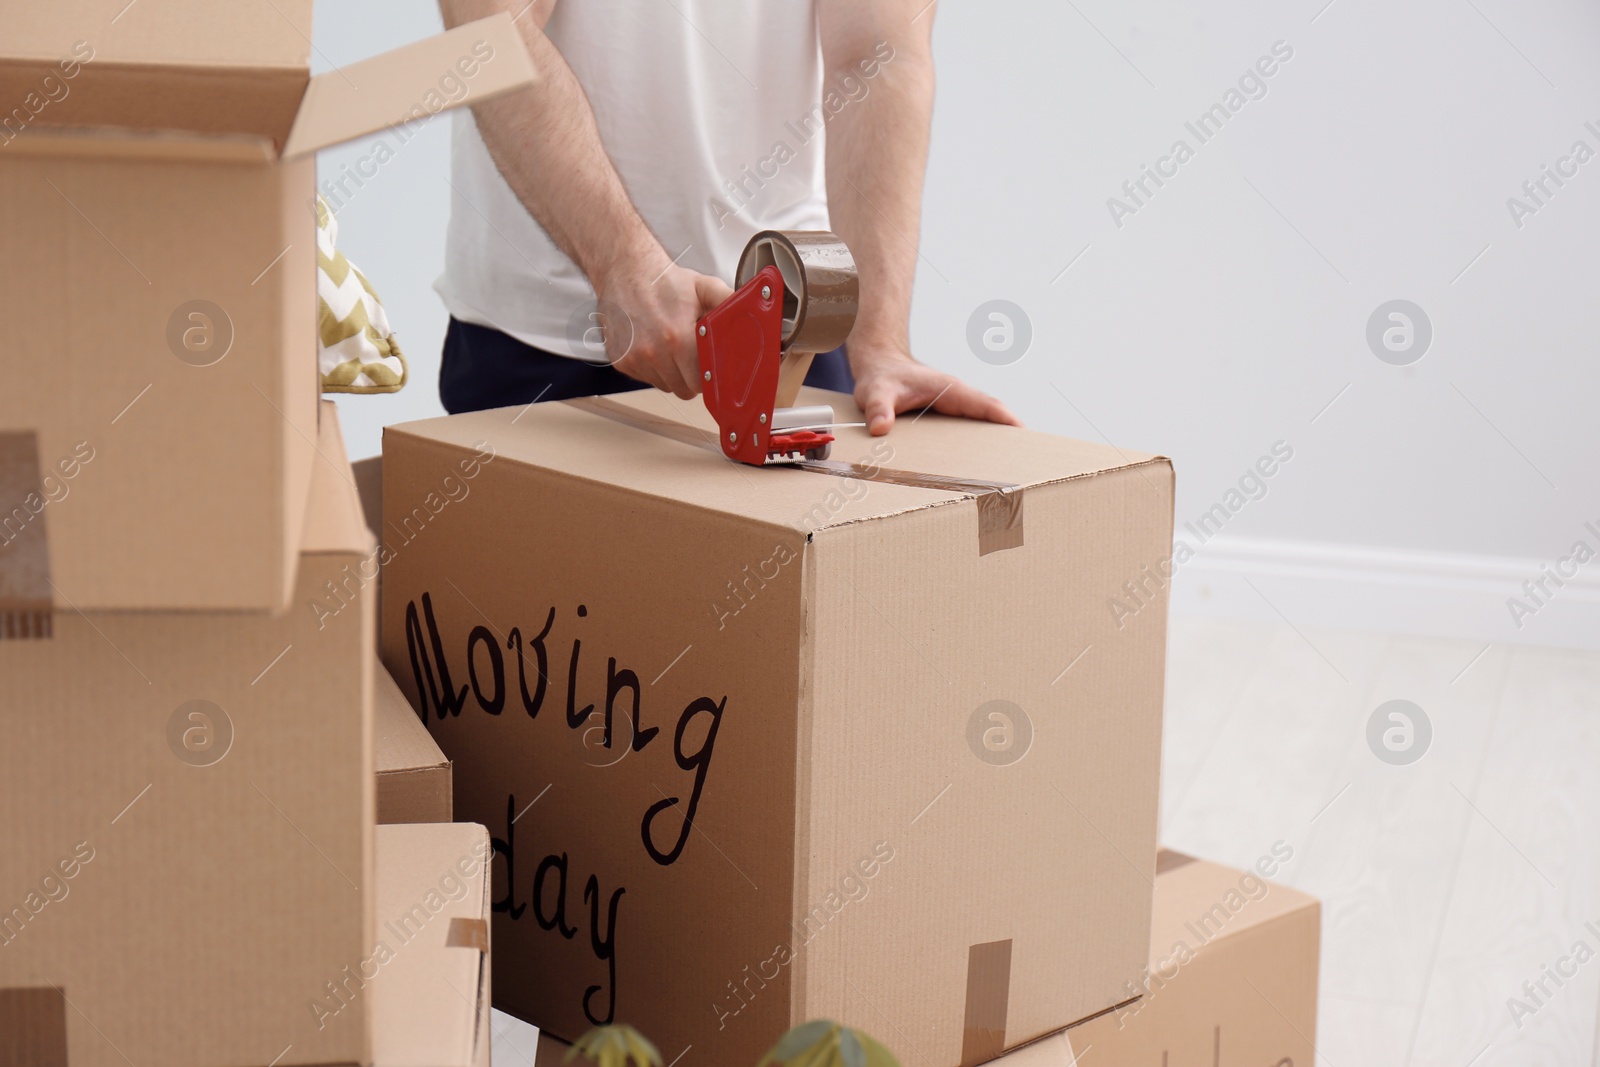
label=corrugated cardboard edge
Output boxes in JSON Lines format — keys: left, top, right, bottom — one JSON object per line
{"left": 0, "top": 126, "right": 277, "bottom": 163}
{"left": 283, "top": 13, "right": 537, "bottom": 159}
{"left": 473, "top": 833, "right": 493, "bottom": 1067}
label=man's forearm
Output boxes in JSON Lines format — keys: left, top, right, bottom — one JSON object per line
{"left": 440, "top": 0, "right": 668, "bottom": 285}
{"left": 821, "top": 25, "right": 936, "bottom": 354}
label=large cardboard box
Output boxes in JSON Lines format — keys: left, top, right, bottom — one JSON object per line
{"left": 377, "top": 658, "right": 453, "bottom": 824}
{"left": 527, "top": 851, "right": 1321, "bottom": 1067}
{"left": 1009, "top": 849, "right": 1320, "bottom": 1066}
{"left": 0, "top": 404, "right": 377, "bottom": 1067}
{"left": 370, "top": 822, "right": 493, "bottom": 1067}
{"left": 0, "top": 5, "right": 534, "bottom": 612}
{"left": 379, "top": 388, "right": 1174, "bottom": 1067}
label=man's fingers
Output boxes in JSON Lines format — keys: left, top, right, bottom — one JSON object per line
{"left": 934, "top": 381, "right": 1023, "bottom": 427}
{"left": 673, "top": 343, "right": 703, "bottom": 400}
{"left": 857, "top": 380, "right": 899, "bottom": 436}
{"left": 693, "top": 273, "right": 735, "bottom": 313}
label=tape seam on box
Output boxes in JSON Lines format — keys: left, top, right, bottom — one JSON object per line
{"left": 0, "top": 431, "right": 54, "bottom": 638}
{"left": 960, "top": 938, "right": 1012, "bottom": 1065}
{"left": 564, "top": 396, "right": 1025, "bottom": 555}
{"left": 0, "top": 986, "right": 69, "bottom": 1067}
{"left": 447, "top": 916, "right": 489, "bottom": 952}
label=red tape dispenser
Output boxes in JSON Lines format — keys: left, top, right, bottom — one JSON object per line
{"left": 697, "top": 231, "right": 859, "bottom": 466}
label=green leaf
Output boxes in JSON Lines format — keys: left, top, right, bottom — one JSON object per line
{"left": 838, "top": 1029, "right": 866, "bottom": 1067}
{"left": 567, "top": 1025, "right": 662, "bottom": 1067}
{"left": 857, "top": 1032, "right": 901, "bottom": 1067}
{"left": 622, "top": 1027, "right": 664, "bottom": 1067}
{"left": 762, "top": 1020, "right": 838, "bottom": 1066}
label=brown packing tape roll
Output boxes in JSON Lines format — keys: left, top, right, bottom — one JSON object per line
{"left": 0, "top": 431, "right": 54, "bottom": 638}
{"left": 735, "top": 230, "right": 859, "bottom": 355}
{"left": 447, "top": 917, "right": 490, "bottom": 952}
{"left": 961, "top": 939, "right": 1013, "bottom": 1065}
{"left": 0, "top": 987, "right": 68, "bottom": 1067}
{"left": 564, "top": 397, "right": 1026, "bottom": 555}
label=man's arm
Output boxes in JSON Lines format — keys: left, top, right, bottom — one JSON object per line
{"left": 818, "top": 1, "right": 1020, "bottom": 434}
{"left": 439, "top": 0, "right": 729, "bottom": 398}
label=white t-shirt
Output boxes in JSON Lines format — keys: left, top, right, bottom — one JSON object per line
{"left": 435, "top": 1, "right": 832, "bottom": 360}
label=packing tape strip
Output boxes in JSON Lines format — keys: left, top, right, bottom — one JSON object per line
{"left": 734, "top": 230, "right": 859, "bottom": 355}
{"left": 961, "top": 938, "right": 1013, "bottom": 1065}
{"left": 0, "top": 986, "right": 69, "bottom": 1067}
{"left": 564, "top": 396, "right": 1024, "bottom": 555}
{"left": 0, "top": 431, "right": 54, "bottom": 638}
{"left": 447, "top": 916, "right": 490, "bottom": 952}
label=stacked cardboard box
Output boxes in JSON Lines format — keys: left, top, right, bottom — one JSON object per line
{"left": 0, "top": 5, "right": 532, "bottom": 1063}
{"left": 379, "top": 388, "right": 1177, "bottom": 1065}
{"left": 379, "top": 387, "right": 1324, "bottom": 1065}
{"left": 531, "top": 849, "right": 1318, "bottom": 1066}
{"left": 1, "top": 405, "right": 380, "bottom": 1066}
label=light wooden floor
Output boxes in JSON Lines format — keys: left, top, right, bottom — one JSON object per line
{"left": 1161, "top": 616, "right": 1600, "bottom": 1067}
{"left": 489, "top": 617, "right": 1600, "bottom": 1066}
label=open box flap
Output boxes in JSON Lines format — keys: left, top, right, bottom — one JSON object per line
{"left": 283, "top": 12, "right": 536, "bottom": 160}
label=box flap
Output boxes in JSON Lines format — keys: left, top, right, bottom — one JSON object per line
{"left": 375, "top": 658, "right": 449, "bottom": 777}
{"left": 371, "top": 823, "right": 492, "bottom": 1067}
{"left": 302, "top": 401, "right": 376, "bottom": 558}
{"left": 386, "top": 386, "right": 1165, "bottom": 539}
{"left": 283, "top": 13, "right": 536, "bottom": 159}
{"left": 1151, "top": 852, "right": 1317, "bottom": 949}
{"left": 0, "top": 1, "right": 312, "bottom": 69}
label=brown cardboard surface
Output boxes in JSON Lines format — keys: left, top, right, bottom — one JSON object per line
{"left": 533, "top": 1030, "right": 570, "bottom": 1066}
{"left": 370, "top": 823, "right": 493, "bottom": 1067}
{"left": 354, "top": 456, "right": 384, "bottom": 537}
{"left": 0, "top": 404, "right": 376, "bottom": 1067}
{"left": 354, "top": 455, "right": 387, "bottom": 652}
{"left": 377, "top": 657, "right": 453, "bottom": 824}
{"left": 0, "top": 15, "right": 534, "bottom": 613}
{"left": 1000, "top": 850, "right": 1320, "bottom": 1067}
{"left": 379, "top": 389, "right": 1173, "bottom": 1067}
{"left": 0, "top": 1, "right": 313, "bottom": 69}
{"left": 0, "top": 149, "right": 319, "bottom": 611}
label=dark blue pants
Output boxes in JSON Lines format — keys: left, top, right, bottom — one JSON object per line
{"left": 440, "top": 317, "right": 855, "bottom": 415}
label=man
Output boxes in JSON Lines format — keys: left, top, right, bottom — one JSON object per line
{"left": 435, "top": 0, "right": 1018, "bottom": 436}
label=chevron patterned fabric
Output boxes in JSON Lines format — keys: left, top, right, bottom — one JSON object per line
{"left": 317, "top": 197, "right": 408, "bottom": 394}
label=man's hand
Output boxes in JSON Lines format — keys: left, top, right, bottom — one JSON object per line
{"left": 851, "top": 342, "right": 1021, "bottom": 435}
{"left": 597, "top": 257, "right": 732, "bottom": 399}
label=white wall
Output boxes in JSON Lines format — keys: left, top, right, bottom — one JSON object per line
{"left": 314, "top": 1, "right": 1600, "bottom": 648}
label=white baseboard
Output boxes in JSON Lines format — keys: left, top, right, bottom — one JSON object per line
{"left": 1168, "top": 536, "right": 1600, "bottom": 650}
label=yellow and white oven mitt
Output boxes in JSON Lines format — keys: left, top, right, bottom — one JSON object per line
{"left": 317, "top": 197, "right": 407, "bottom": 393}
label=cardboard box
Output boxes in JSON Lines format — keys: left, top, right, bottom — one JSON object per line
{"left": 354, "top": 455, "right": 387, "bottom": 651}
{"left": 527, "top": 851, "right": 1320, "bottom": 1067}
{"left": 533, "top": 1030, "right": 573, "bottom": 1065}
{"left": 370, "top": 822, "right": 493, "bottom": 1067}
{"left": 355, "top": 456, "right": 384, "bottom": 542}
{"left": 0, "top": 5, "right": 534, "bottom": 612}
{"left": 0, "top": 403, "right": 377, "bottom": 1067}
{"left": 379, "top": 388, "right": 1174, "bottom": 1067}
{"left": 377, "top": 657, "right": 453, "bottom": 824}
{"left": 1007, "top": 849, "right": 1320, "bottom": 1067}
